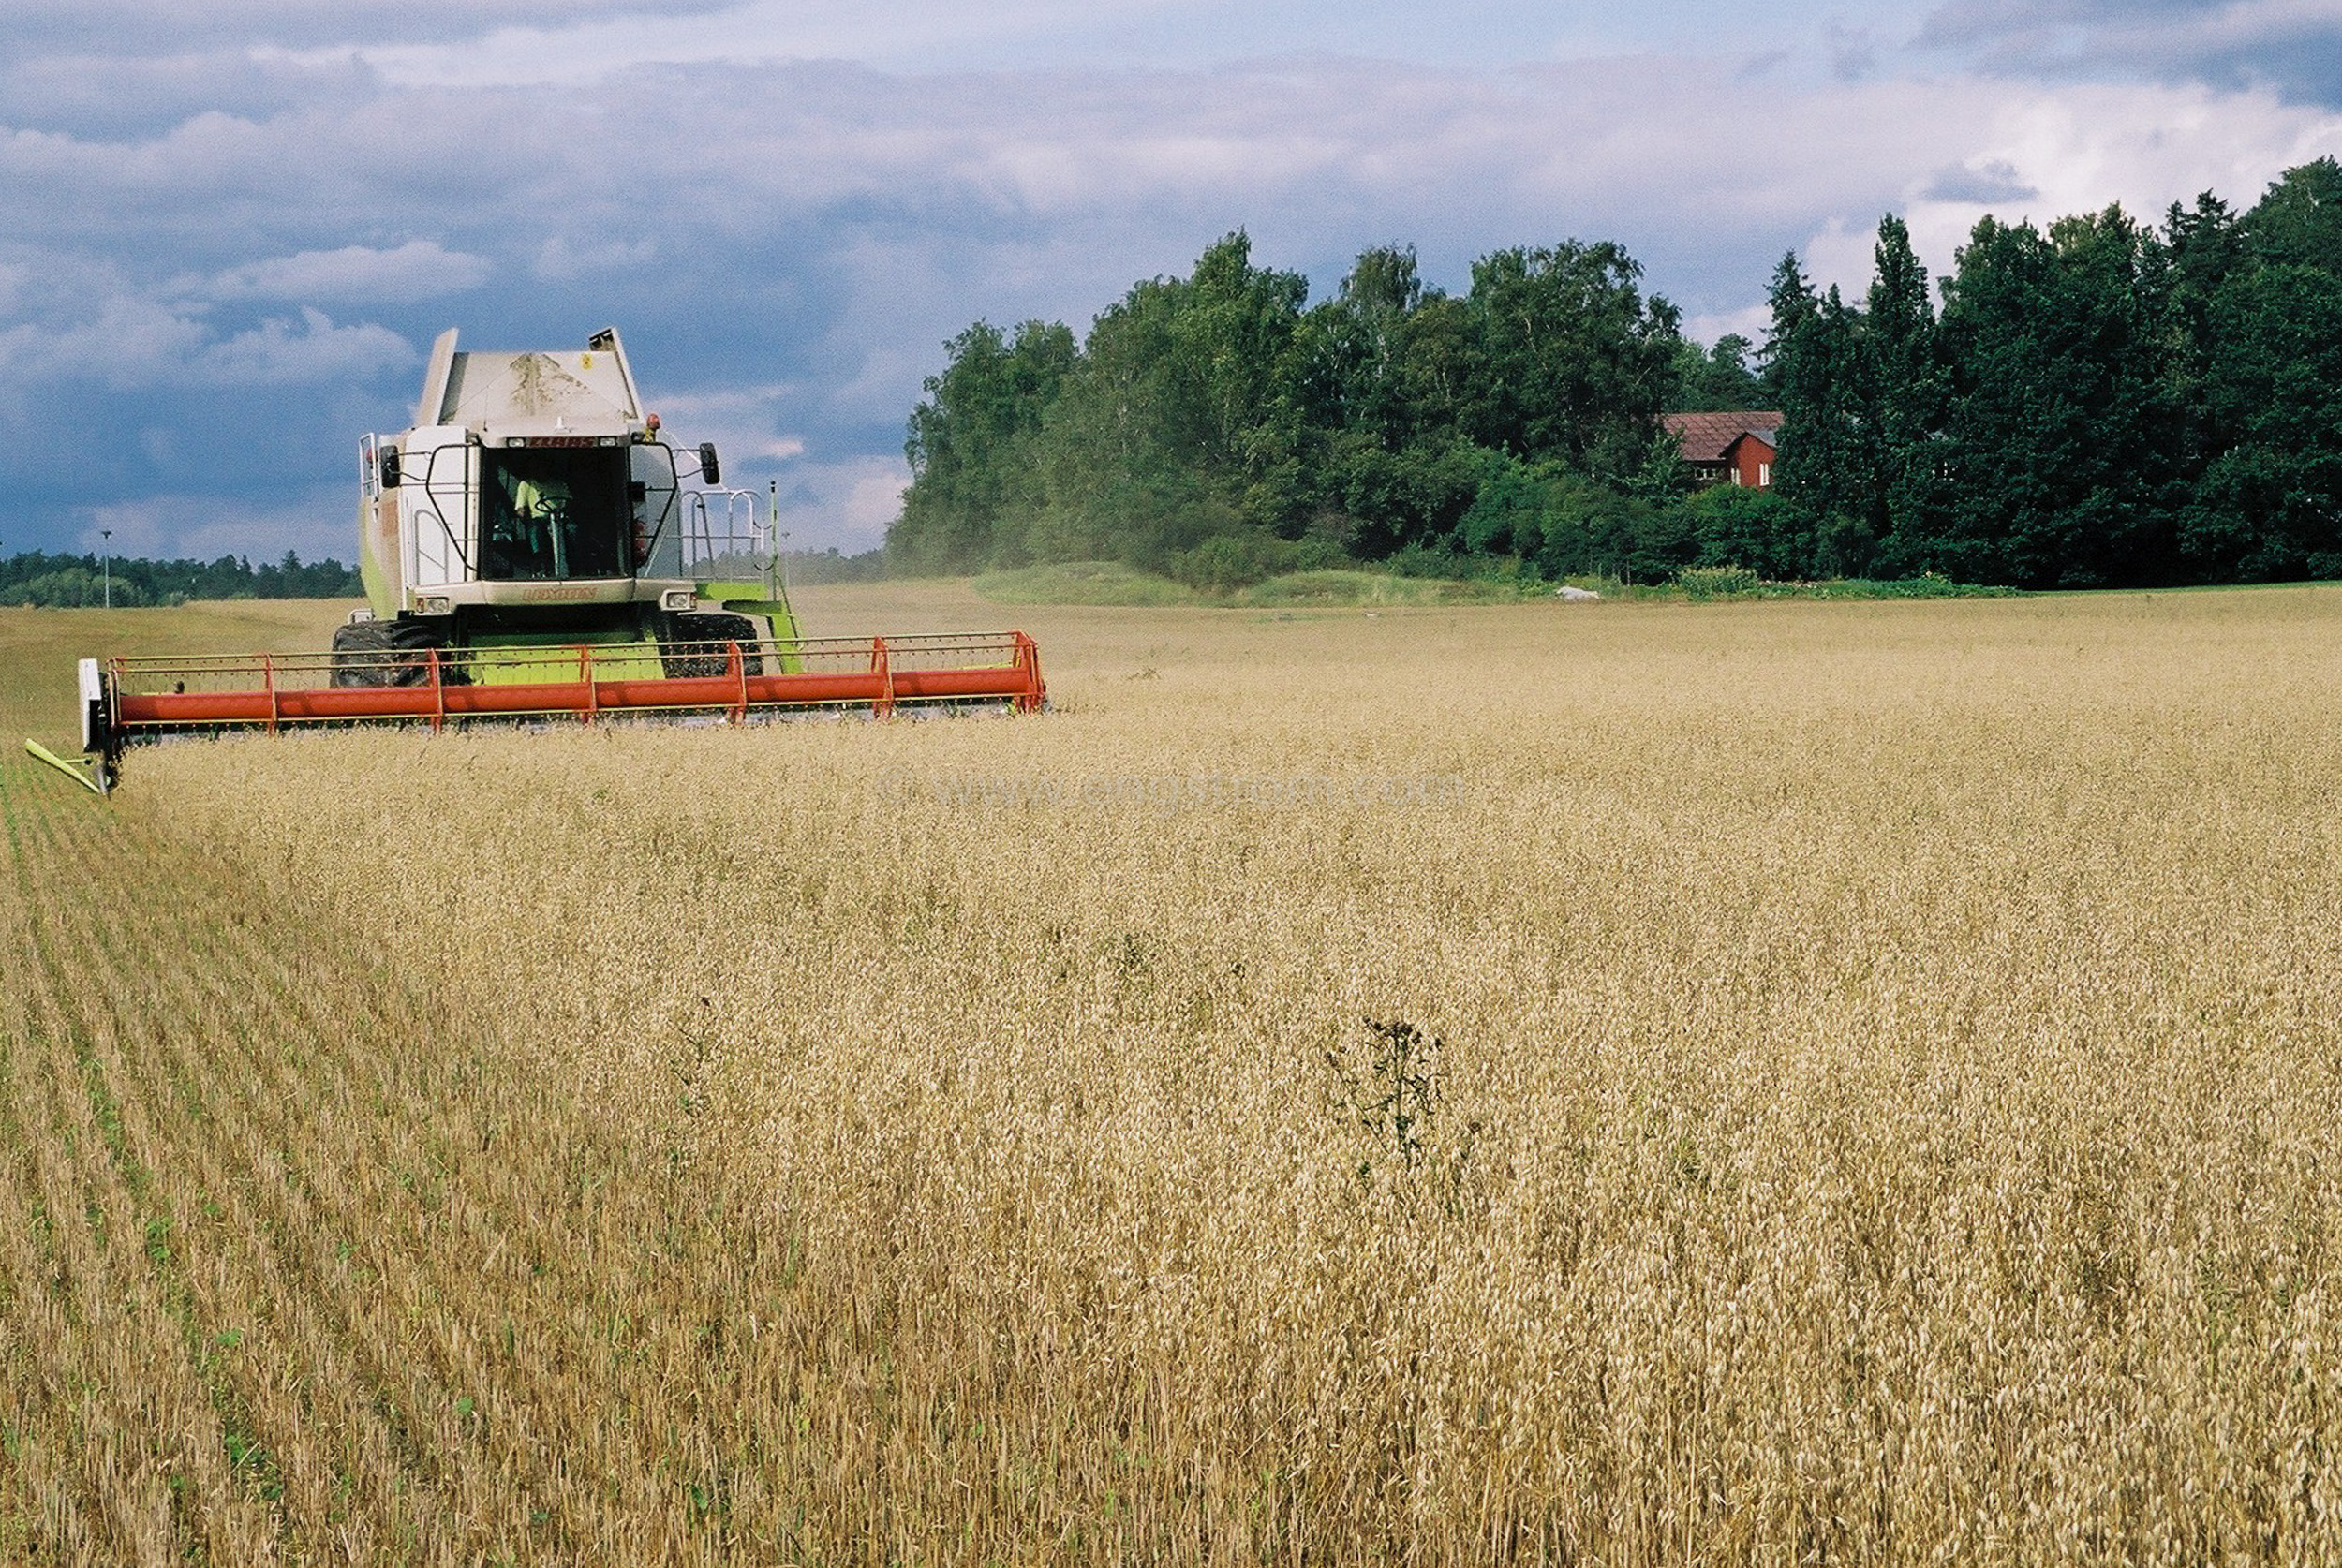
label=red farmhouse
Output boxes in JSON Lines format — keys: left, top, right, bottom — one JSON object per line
{"left": 1663, "top": 411, "right": 1782, "bottom": 489}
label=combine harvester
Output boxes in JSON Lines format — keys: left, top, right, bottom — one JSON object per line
{"left": 28, "top": 328, "right": 1044, "bottom": 793}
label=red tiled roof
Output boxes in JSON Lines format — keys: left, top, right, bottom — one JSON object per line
{"left": 1664, "top": 410, "right": 1785, "bottom": 464}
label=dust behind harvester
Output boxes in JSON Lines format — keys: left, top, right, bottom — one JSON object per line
{"left": 36, "top": 327, "right": 1044, "bottom": 792}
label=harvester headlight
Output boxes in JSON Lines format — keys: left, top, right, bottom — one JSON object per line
{"left": 420, "top": 596, "right": 452, "bottom": 615}
{"left": 660, "top": 588, "right": 695, "bottom": 612}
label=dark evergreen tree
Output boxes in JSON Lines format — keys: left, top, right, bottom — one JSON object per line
{"left": 1672, "top": 333, "right": 1767, "bottom": 411}
{"left": 1865, "top": 214, "right": 1946, "bottom": 571}
{"left": 1765, "top": 255, "right": 1876, "bottom": 559}
{"left": 2176, "top": 164, "right": 2342, "bottom": 579}
{"left": 2185, "top": 263, "right": 2342, "bottom": 578}
{"left": 2161, "top": 192, "right": 2250, "bottom": 525}
{"left": 1938, "top": 208, "right": 2174, "bottom": 586}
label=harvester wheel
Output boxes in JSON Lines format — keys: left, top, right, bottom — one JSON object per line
{"left": 661, "top": 612, "right": 764, "bottom": 678}
{"left": 331, "top": 618, "right": 447, "bottom": 688}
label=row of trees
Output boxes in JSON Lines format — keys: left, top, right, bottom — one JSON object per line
{"left": 892, "top": 159, "right": 2342, "bottom": 589}
{"left": 891, "top": 232, "right": 1732, "bottom": 585}
{"left": 0, "top": 551, "right": 361, "bottom": 608}
{"left": 1769, "top": 160, "right": 2342, "bottom": 586}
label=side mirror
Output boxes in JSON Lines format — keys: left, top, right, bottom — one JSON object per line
{"left": 698, "top": 443, "right": 720, "bottom": 487}
{"left": 378, "top": 448, "right": 402, "bottom": 490}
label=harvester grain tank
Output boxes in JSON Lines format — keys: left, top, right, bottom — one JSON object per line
{"left": 29, "top": 328, "right": 1044, "bottom": 793}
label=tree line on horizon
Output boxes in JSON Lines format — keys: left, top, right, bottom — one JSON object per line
{"left": 0, "top": 547, "right": 899, "bottom": 607}
{"left": 889, "top": 158, "right": 2342, "bottom": 591}
{"left": 0, "top": 550, "right": 362, "bottom": 609}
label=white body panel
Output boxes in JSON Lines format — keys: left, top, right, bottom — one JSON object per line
{"left": 432, "top": 348, "right": 641, "bottom": 437}
{"left": 79, "top": 658, "right": 104, "bottom": 754}
{"left": 403, "top": 425, "right": 473, "bottom": 594}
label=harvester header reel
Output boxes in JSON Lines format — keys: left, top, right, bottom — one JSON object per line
{"left": 51, "top": 629, "right": 1045, "bottom": 792}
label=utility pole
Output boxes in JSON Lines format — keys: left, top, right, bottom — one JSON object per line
{"left": 101, "top": 529, "right": 111, "bottom": 609}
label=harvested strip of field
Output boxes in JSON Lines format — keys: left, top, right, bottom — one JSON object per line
{"left": 5, "top": 584, "right": 2342, "bottom": 1561}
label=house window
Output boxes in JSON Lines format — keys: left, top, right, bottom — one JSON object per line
{"left": 1757, "top": 461, "right": 1771, "bottom": 488}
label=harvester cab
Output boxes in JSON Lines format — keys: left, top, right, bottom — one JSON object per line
{"left": 344, "top": 325, "right": 789, "bottom": 678}
{"left": 27, "top": 327, "right": 1045, "bottom": 795}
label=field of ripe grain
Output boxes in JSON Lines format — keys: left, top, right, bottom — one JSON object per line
{"left": 5, "top": 583, "right": 2342, "bottom": 1563}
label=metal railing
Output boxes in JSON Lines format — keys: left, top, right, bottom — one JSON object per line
{"left": 682, "top": 488, "right": 778, "bottom": 591}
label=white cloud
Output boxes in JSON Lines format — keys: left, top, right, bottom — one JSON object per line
{"left": 1923, "top": 156, "right": 2040, "bottom": 203}
{"left": 649, "top": 386, "right": 797, "bottom": 463}
{"left": 0, "top": 47, "right": 379, "bottom": 140}
{"left": 192, "top": 308, "right": 419, "bottom": 386}
{"left": 81, "top": 486, "right": 350, "bottom": 566}
{"left": 1920, "top": 0, "right": 2342, "bottom": 104}
{"left": 99, "top": 0, "right": 1947, "bottom": 91}
{"left": 635, "top": 378, "right": 904, "bottom": 549}
{"left": 771, "top": 455, "right": 912, "bottom": 554}
{"left": 3, "top": 32, "right": 2340, "bottom": 555}
{"left": 294, "top": 0, "right": 1217, "bottom": 89}
{"left": 1682, "top": 303, "right": 1772, "bottom": 350}
{"left": 0, "top": 296, "right": 414, "bottom": 391}
{"left": 201, "top": 241, "right": 492, "bottom": 303}
{"left": 0, "top": 293, "right": 211, "bottom": 390}
{"left": 1881, "top": 81, "right": 2342, "bottom": 290}
{"left": 532, "top": 235, "right": 659, "bottom": 282}
{"left": 15, "top": 55, "right": 2328, "bottom": 323}
{"left": 16, "top": 0, "right": 724, "bottom": 54}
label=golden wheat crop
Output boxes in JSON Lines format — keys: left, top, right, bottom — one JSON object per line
{"left": 4, "top": 582, "right": 2341, "bottom": 1563}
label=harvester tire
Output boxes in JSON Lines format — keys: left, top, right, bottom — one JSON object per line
{"left": 331, "top": 618, "right": 446, "bottom": 688}
{"left": 661, "top": 612, "right": 764, "bottom": 678}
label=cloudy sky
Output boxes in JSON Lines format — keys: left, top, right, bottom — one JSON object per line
{"left": 4, "top": 0, "right": 2337, "bottom": 562}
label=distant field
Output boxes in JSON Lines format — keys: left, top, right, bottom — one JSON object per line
{"left": 5, "top": 583, "right": 2342, "bottom": 1562}
{"left": 970, "top": 559, "right": 1532, "bottom": 607}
